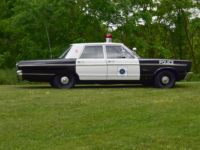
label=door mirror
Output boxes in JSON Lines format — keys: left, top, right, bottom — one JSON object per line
{"left": 132, "top": 47, "right": 137, "bottom": 51}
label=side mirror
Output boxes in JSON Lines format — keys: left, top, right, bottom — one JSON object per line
{"left": 132, "top": 47, "right": 137, "bottom": 51}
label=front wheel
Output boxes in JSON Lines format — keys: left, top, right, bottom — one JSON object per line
{"left": 52, "top": 75, "right": 76, "bottom": 89}
{"left": 154, "top": 70, "right": 176, "bottom": 88}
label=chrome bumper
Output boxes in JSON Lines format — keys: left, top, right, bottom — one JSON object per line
{"left": 17, "top": 70, "right": 23, "bottom": 81}
{"left": 184, "top": 72, "right": 193, "bottom": 80}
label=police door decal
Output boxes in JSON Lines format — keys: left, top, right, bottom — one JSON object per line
{"left": 117, "top": 66, "right": 128, "bottom": 76}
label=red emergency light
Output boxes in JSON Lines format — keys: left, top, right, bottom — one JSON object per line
{"left": 106, "top": 33, "right": 112, "bottom": 42}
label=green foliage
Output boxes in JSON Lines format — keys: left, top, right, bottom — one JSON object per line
{"left": 185, "top": 73, "right": 200, "bottom": 82}
{"left": 0, "top": 0, "right": 199, "bottom": 72}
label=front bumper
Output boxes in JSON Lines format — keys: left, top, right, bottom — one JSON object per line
{"left": 16, "top": 70, "right": 23, "bottom": 81}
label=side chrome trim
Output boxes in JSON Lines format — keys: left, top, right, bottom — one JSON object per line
{"left": 76, "top": 64, "right": 107, "bottom": 66}
{"left": 107, "top": 63, "right": 139, "bottom": 65}
{"left": 23, "top": 73, "right": 55, "bottom": 76}
{"left": 19, "top": 64, "right": 75, "bottom": 67}
{"left": 140, "top": 64, "right": 187, "bottom": 67}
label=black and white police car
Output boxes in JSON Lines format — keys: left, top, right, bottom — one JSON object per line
{"left": 16, "top": 34, "right": 192, "bottom": 88}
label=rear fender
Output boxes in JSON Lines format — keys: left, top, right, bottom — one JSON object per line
{"left": 153, "top": 67, "right": 178, "bottom": 80}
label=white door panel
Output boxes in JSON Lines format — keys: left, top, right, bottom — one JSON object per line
{"left": 76, "top": 59, "right": 107, "bottom": 80}
{"left": 76, "top": 44, "right": 140, "bottom": 81}
{"left": 107, "top": 59, "right": 140, "bottom": 80}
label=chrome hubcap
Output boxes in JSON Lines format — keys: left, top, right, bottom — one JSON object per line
{"left": 161, "top": 76, "right": 170, "bottom": 85}
{"left": 60, "top": 76, "right": 69, "bottom": 84}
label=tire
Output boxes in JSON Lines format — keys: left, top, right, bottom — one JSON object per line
{"left": 154, "top": 70, "right": 176, "bottom": 88}
{"left": 52, "top": 74, "right": 76, "bottom": 89}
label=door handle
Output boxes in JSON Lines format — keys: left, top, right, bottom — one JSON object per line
{"left": 107, "top": 60, "right": 115, "bottom": 63}
{"left": 77, "top": 60, "right": 84, "bottom": 63}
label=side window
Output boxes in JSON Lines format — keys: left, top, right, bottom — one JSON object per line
{"left": 80, "top": 46, "right": 104, "bottom": 59}
{"left": 106, "top": 46, "right": 133, "bottom": 59}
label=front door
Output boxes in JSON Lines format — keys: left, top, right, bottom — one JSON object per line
{"left": 106, "top": 45, "right": 140, "bottom": 80}
{"left": 76, "top": 45, "right": 107, "bottom": 80}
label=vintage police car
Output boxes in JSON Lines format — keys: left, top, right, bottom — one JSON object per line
{"left": 16, "top": 34, "right": 192, "bottom": 88}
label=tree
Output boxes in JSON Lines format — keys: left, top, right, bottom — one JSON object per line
{"left": 0, "top": 0, "right": 199, "bottom": 73}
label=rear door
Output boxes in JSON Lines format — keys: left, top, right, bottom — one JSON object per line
{"left": 106, "top": 45, "right": 140, "bottom": 80}
{"left": 76, "top": 45, "right": 107, "bottom": 80}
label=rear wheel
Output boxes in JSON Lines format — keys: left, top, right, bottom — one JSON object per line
{"left": 52, "top": 75, "right": 76, "bottom": 89}
{"left": 154, "top": 70, "right": 176, "bottom": 88}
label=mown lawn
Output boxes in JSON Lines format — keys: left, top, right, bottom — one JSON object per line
{"left": 0, "top": 82, "right": 200, "bottom": 150}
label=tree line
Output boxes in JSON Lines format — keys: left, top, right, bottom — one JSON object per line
{"left": 0, "top": 0, "right": 200, "bottom": 72}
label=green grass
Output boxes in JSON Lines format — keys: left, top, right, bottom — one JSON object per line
{"left": 0, "top": 69, "right": 17, "bottom": 85}
{"left": 0, "top": 82, "right": 200, "bottom": 150}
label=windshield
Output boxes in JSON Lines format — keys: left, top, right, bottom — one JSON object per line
{"left": 123, "top": 45, "right": 140, "bottom": 58}
{"left": 59, "top": 45, "right": 72, "bottom": 59}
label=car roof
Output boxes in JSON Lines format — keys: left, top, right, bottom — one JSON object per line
{"left": 71, "top": 42, "right": 124, "bottom": 46}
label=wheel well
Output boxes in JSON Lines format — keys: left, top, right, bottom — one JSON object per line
{"left": 51, "top": 73, "right": 80, "bottom": 82}
{"left": 154, "top": 68, "right": 178, "bottom": 80}
{"left": 74, "top": 73, "right": 80, "bottom": 82}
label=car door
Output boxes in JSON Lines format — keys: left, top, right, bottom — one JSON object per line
{"left": 76, "top": 45, "right": 107, "bottom": 80}
{"left": 106, "top": 45, "right": 140, "bottom": 80}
